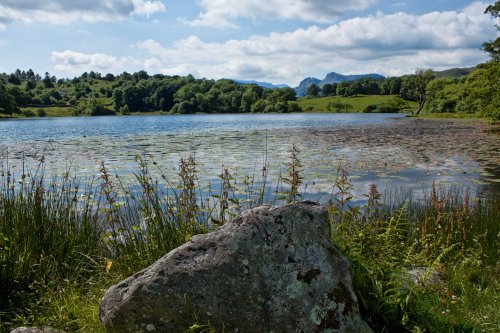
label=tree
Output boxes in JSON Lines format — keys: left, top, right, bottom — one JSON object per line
{"left": 306, "top": 84, "right": 320, "bottom": 97}
{"left": 457, "top": 62, "right": 500, "bottom": 120}
{"left": 381, "top": 77, "right": 403, "bottom": 95}
{"left": 322, "top": 83, "right": 335, "bottom": 96}
{"left": 26, "top": 69, "right": 36, "bottom": 80}
{"left": 482, "top": 1, "right": 500, "bottom": 61}
{"left": 0, "top": 84, "right": 18, "bottom": 114}
{"left": 8, "top": 74, "right": 21, "bottom": 85}
{"left": 401, "top": 69, "right": 435, "bottom": 115}
{"left": 425, "top": 78, "right": 461, "bottom": 113}
{"left": 104, "top": 73, "right": 115, "bottom": 81}
{"left": 112, "top": 89, "right": 124, "bottom": 112}
{"left": 349, "top": 80, "right": 362, "bottom": 96}
{"left": 43, "top": 72, "right": 54, "bottom": 88}
{"left": 336, "top": 82, "right": 351, "bottom": 96}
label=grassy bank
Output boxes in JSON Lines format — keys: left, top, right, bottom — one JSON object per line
{"left": 0, "top": 154, "right": 498, "bottom": 332}
{"left": 297, "top": 94, "right": 418, "bottom": 112}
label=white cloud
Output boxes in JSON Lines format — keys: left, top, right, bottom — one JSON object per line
{"left": 131, "top": 0, "right": 166, "bottom": 17}
{"left": 137, "top": 2, "right": 495, "bottom": 85}
{"left": 51, "top": 50, "right": 138, "bottom": 74}
{"left": 0, "top": 0, "right": 165, "bottom": 27}
{"left": 185, "top": 0, "right": 375, "bottom": 28}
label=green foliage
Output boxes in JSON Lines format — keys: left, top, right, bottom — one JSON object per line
{"left": 306, "top": 83, "right": 320, "bottom": 97}
{"left": 362, "top": 104, "right": 378, "bottom": 113}
{"left": 327, "top": 101, "right": 353, "bottom": 112}
{"left": 400, "top": 68, "right": 435, "bottom": 115}
{"left": 0, "top": 155, "right": 498, "bottom": 332}
{"left": 0, "top": 84, "right": 18, "bottom": 115}
{"left": 281, "top": 144, "right": 303, "bottom": 203}
{"left": 75, "top": 98, "right": 114, "bottom": 116}
{"left": 321, "top": 83, "right": 336, "bottom": 96}
{"left": 3, "top": 65, "right": 496, "bottom": 119}
{"left": 330, "top": 180, "right": 500, "bottom": 332}
{"left": 288, "top": 101, "right": 302, "bottom": 113}
{"left": 299, "top": 94, "right": 417, "bottom": 113}
{"left": 384, "top": 96, "right": 409, "bottom": 112}
{"left": 363, "top": 96, "right": 409, "bottom": 113}
{"left": 425, "top": 78, "right": 461, "bottom": 113}
{"left": 482, "top": 1, "right": 500, "bottom": 62}
{"left": 457, "top": 62, "right": 500, "bottom": 120}
{"left": 21, "top": 109, "right": 35, "bottom": 117}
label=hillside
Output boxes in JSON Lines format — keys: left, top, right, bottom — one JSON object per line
{"left": 432, "top": 67, "right": 473, "bottom": 78}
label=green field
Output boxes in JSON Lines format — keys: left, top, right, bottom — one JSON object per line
{"left": 297, "top": 95, "right": 418, "bottom": 112}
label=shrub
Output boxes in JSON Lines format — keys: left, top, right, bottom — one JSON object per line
{"left": 363, "top": 104, "right": 378, "bottom": 113}
{"left": 76, "top": 98, "right": 114, "bottom": 116}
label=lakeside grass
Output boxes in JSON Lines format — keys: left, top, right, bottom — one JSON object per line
{"left": 0, "top": 155, "right": 499, "bottom": 332}
{"left": 297, "top": 94, "right": 418, "bottom": 112}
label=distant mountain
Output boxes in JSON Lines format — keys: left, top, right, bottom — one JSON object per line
{"left": 432, "top": 67, "right": 473, "bottom": 79}
{"left": 233, "top": 79, "right": 289, "bottom": 89}
{"left": 294, "top": 72, "right": 385, "bottom": 97}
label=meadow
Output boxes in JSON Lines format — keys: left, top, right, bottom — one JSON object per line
{"left": 297, "top": 94, "right": 418, "bottom": 113}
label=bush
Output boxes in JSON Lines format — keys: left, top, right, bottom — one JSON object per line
{"left": 75, "top": 98, "right": 114, "bottom": 116}
{"left": 327, "top": 102, "right": 353, "bottom": 112}
{"left": 119, "top": 105, "right": 130, "bottom": 115}
{"left": 376, "top": 104, "right": 400, "bottom": 113}
{"left": 21, "top": 109, "right": 35, "bottom": 117}
{"left": 363, "top": 104, "right": 378, "bottom": 113}
{"left": 288, "top": 101, "right": 302, "bottom": 113}
{"left": 172, "top": 101, "right": 195, "bottom": 114}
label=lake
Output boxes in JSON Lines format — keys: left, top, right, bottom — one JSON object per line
{"left": 1, "top": 113, "right": 499, "bottom": 202}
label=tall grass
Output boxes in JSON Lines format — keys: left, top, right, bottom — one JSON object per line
{"left": 331, "top": 181, "right": 499, "bottom": 332}
{"left": 0, "top": 151, "right": 498, "bottom": 332}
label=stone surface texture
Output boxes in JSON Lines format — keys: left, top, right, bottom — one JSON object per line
{"left": 100, "top": 201, "right": 372, "bottom": 333}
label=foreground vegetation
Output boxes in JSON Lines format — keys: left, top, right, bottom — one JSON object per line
{"left": 0, "top": 150, "right": 498, "bottom": 332}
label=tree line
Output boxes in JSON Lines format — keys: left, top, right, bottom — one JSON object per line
{"left": 0, "top": 70, "right": 300, "bottom": 116}
{"left": 302, "top": 63, "right": 498, "bottom": 120}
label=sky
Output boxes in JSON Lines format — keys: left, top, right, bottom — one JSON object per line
{"left": 0, "top": 0, "right": 498, "bottom": 86}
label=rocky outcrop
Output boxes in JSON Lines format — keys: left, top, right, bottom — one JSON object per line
{"left": 100, "top": 201, "right": 372, "bottom": 333}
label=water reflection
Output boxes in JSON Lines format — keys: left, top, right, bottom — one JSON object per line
{"left": 1, "top": 114, "right": 499, "bottom": 201}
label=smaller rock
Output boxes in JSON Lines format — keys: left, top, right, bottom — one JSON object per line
{"left": 10, "top": 327, "right": 66, "bottom": 333}
{"left": 405, "top": 267, "right": 444, "bottom": 288}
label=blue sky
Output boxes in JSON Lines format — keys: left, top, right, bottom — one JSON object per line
{"left": 0, "top": 0, "right": 498, "bottom": 86}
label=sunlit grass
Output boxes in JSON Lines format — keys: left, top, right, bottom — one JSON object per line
{"left": 297, "top": 94, "right": 418, "bottom": 112}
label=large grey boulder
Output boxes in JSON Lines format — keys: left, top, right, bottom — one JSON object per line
{"left": 100, "top": 201, "right": 372, "bottom": 333}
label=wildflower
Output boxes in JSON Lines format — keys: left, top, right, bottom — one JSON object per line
{"left": 105, "top": 259, "right": 113, "bottom": 273}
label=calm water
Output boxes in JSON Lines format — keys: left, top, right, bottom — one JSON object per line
{"left": 0, "top": 113, "right": 403, "bottom": 142}
{"left": 0, "top": 113, "right": 495, "bottom": 201}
